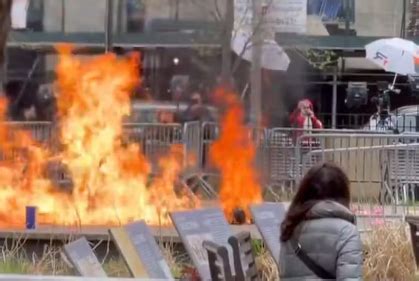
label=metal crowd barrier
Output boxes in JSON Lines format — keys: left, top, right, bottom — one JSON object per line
{"left": 200, "top": 122, "right": 269, "bottom": 174}
{"left": 5, "top": 121, "right": 419, "bottom": 209}
{"left": 122, "top": 122, "right": 205, "bottom": 175}
{"left": 199, "top": 124, "right": 394, "bottom": 191}
{"left": 1, "top": 121, "right": 54, "bottom": 144}
{"left": 0, "top": 121, "right": 56, "bottom": 162}
{"left": 258, "top": 128, "right": 390, "bottom": 190}
{"left": 183, "top": 121, "right": 202, "bottom": 176}
{"left": 0, "top": 122, "right": 202, "bottom": 180}
{"left": 295, "top": 134, "right": 419, "bottom": 223}
{"left": 123, "top": 123, "right": 183, "bottom": 174}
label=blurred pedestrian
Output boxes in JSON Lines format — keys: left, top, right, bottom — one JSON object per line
{"left": 181, "top": 92, "right": 212, "bottom": 123}
{"left": 157, "top": 110, "right": 174, "bottom": 124}
{"left": 280, "top": 163, "right": 363, "bottom": 280}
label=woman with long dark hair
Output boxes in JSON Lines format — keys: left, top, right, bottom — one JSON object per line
{"left": 280, "top": 163, "right": 363, "bottom": 280}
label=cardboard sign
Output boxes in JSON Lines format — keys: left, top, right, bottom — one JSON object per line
{"left": 125, "top": 222, "right": 174, "bottom": 280}
{"left": 170, "top": 208, "right": 233, "bottom": 281}
{"left": 109, "top": 227, "right": 148, "bottom": 278}
{"left": 250, "top": 202, "right": 288, "bottom": 265}
{"left": 63, "top": 237, "right": 107, "bottom": 277}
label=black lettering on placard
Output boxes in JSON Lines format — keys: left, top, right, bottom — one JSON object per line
{"left": 170, "top": 208, "right": 233, "bottom": 281}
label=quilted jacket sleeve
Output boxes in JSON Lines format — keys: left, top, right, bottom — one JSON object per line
{"left": 335, "top": 223, "right": 363, "bottom": 281}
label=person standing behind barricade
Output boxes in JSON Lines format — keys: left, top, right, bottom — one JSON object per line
{"left": 279, "top": 163, "right": 363, "bottom": 280}
{"left": 181, "top": 92, "right": 213, "bottom": 123}
{"left": 289, "top": 99, "right": 323, "bottom": 145}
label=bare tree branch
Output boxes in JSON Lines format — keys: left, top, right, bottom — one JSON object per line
{"left": 188, "top": 0, "right": 277, "bottom": 79}
{"left": 213, "top": 0, "right": 223, "bottom": 22}
{"left": 187, "top": 0, "right": 221, "bottom": 22}
{"left": 231, "top": 0, "right": 275, "bottom": 75}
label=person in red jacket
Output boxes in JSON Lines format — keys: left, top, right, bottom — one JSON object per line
{"left": 290, "top": 99, "right": 323, "bottom": 129}
{"left": 290, "top": 99, "right": 323, "bottom": 145}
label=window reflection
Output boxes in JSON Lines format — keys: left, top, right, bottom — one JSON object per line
{"left": 126, "top": 0, "right": 145, "bottom": 32}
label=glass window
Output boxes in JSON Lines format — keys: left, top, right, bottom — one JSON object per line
{"left": 307, "top": 0, "right": 355, "bottom": 23}
{"left": 126, "top": 0, "right": 146, "bottom": 32}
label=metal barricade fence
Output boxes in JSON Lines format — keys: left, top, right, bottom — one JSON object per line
{"left": 0, "top": 122, "right": 199, "bottom": 176}
{"left": 0, "top": 121, "right": 411, "bottom": 197}
{"left": 2, "top": 121, "right": 54, "bottom": 144}
{"left": 200, "top": 122, "right": 269, "bottom": 178}
{"left": 385, "top": 143, "right": 419, "bottom": 206}
{"left": 200, "top": 125, "right": 392, "bottom": 190}
{"left": 183, "top": 121, "right": 202, "bottom": 175}
{"left": 263, "top": 128, "right": 390, "bottom": 189}
{"left": 123, "top": 123, "right": 183, "bottom": 174}
{"left": 0, "top": 121, "right": 55, "bottom": 161}
{"left": 201, "top": 122, "right": 218, "bottom": 172}
{"left": 297, "top": 134, "right": 419, "bottom": 227}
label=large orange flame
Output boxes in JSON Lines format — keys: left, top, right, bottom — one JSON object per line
{"left": 209, "top": 88, "right": 262, "bottom": 221}
{"left": 0, "top": 46, "right": 197, "bottom": 227}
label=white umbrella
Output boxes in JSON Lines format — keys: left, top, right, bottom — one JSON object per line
{"left": 365, "top": 38, "right": 419, "bottom": 86}
{"left": 231, "top": 33, "right": 290, "bottom": 71}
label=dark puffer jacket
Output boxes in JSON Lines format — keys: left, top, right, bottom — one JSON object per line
{"left": 280, "top": 200, "right": 363, "bottom": 281}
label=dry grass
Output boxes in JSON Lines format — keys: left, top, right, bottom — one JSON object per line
{"left": 102, "top": 258, "right": 130, "bottom": 277}
{"left": 363, "top": 223, "right": 416, "bottom": 281}
{"left": 256, "top": 249, "right": 279, "bottom": 281}
{"left": 0, "top": 225, "right": 416, "bottom": 280}
{"left": 253, "top": 223, "right": 418, "bottom": 281}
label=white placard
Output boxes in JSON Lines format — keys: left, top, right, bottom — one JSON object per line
{"left": 264, "top": 0, "right": 307, "bottom": 34}
{"left": 234, "top": 0, "right": 307, "bottom": 36}
{"left": 11, "top": 0, "right": 29, "bottom": 29}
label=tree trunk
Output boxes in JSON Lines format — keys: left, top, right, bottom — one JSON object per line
{"left": 220, "top": 0, "right": 234, "bottom": 86}
{"left": 0, "top": 0, "right": 12, "bottom": 91}
{"left": 408, "top": 0, "right": 419, "bottom": 37}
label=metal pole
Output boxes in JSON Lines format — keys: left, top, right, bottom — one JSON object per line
{"left": 61, "top": 0, "right": 65, "bottom": 32}
{"left": 105, "top": 0, "right": 114, "bottom": 53}
{"left": 175, "top": 0, "right": 180, "bottom": 21}
{"left": 0, "top": 46, "right": 7, "bottom": 94}
{"left": 221, "top": 0, "right": 234, "bottom": 84}
{"left": 250, "top": 0, "right": 262, "bottom": 126}
{"left": 344, "top": 0, "right": 350, "bottom": 35}
{"left": 116, "top": 0, "right": 123, "bottom": 33}
{"left": 401, "top": 0, "right": 407, "bottom": 38}
{"left": 332, "top": 68, "right": 338, "bottom": 129}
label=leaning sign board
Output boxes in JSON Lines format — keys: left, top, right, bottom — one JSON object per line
{"left": 250, "top": 202, "right": 288, "bottom": 265}
{"left": 124, "top": 222, "right": 174, "bottom": 280}
{"left": 110, "top": 221, "right": 174, "bottom": 280}
{"left": 170, "top": 208, "right": 233, "bottom": 281}
{"left": 109, "top": 227, "right": 149, "bottom": 278}
{"left": 63, "top": 237, "right": 107, "bottom": 277}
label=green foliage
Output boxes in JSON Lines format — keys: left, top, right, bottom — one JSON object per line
{"left": 252, "top": 239, "right": 265, "bottom": 256}
{"left": 102, "top": 259, "right": 130, "bottom": 277}
{"left": 304, "top": 49, "right": 339, "bottom": 70}
{"left": 0, "top": 259, "right": 32, "bottom": 274}
{"left": 193, "top": 46, "right": 221, "bottom": 57}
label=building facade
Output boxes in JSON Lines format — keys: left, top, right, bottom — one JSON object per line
{"left": 6, "top": 0, "right": 415, "bottom": 127}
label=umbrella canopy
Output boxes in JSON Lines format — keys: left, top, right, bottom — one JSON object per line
{"left": 365, "top": 38, "right": 419, "bottom": 75}
{"left": 231, "top": 33, "right": 290, "bottom": 71}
